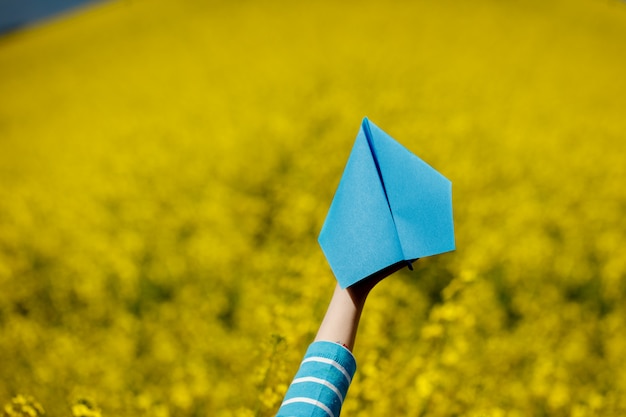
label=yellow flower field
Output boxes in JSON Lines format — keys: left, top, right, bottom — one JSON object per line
{"left": 1, "top": 0, "right": 625, "bottom": 415}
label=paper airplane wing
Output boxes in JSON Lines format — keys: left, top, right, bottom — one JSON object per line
{"left": 318, "top": 118, "right": 455, "bottom": 288}
{"left": 363, "top": 119, "right": 456, "bottom": 261}
{"left": 318, "top": 125, "right": 406, "bottom": 289}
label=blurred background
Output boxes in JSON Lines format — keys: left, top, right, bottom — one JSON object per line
{"left": 0, "top": 0, "right": 102, "bottom": 33}
{"left": 1, "top": 0, "right": 625, "bottom": 416}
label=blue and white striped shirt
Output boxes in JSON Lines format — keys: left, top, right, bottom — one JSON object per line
{"left": 276, "top": 341, "right": 357, "bottom": 417}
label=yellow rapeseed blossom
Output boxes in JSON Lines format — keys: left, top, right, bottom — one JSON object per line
{"left": 71, "top": 399, "right": 101, "bottom": 417}
{"left": 3, "top": 396, "right": 44, "bottom": 417}
{"left": 1, "top": 0, "right": 626, "bottom": 415}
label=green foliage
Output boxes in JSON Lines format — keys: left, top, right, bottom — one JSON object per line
{"left": 1, "top": 0, "right": 625, "bottom": 415}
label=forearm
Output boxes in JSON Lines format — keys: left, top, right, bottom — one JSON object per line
{"left": 276, "top": 341, "right": 356, "bottom": 417}
{"left": 275, "top": 284, "right": 370, "bottom": 417}
{"left": 313, "top": 262, "right": 406, "bottom": 351}
{"left": 277, "top": 267, "right": 403, "bottom": 416}
{"left": 313, "top": 284, "right": 368, "bottom": 352}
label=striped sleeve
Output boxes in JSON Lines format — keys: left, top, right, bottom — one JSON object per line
{"left": 276, "top": 341, "right": 357, "bottom": 417}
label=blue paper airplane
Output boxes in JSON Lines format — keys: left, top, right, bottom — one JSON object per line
{"left": 318, "top": 118, "right": 455, "bottom": 288}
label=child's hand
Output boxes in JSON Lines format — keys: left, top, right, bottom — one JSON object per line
{"left": 347, "top": 260, "right": 412, "bottom": 305}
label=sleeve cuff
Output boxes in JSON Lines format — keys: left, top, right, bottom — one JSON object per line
{"left": 303, "top": 341, "right": 357, "bottom": 381}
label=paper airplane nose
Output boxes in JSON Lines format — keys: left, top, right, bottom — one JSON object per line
{"left": 318, "top": 117, "right": 455, "bottom": 288}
